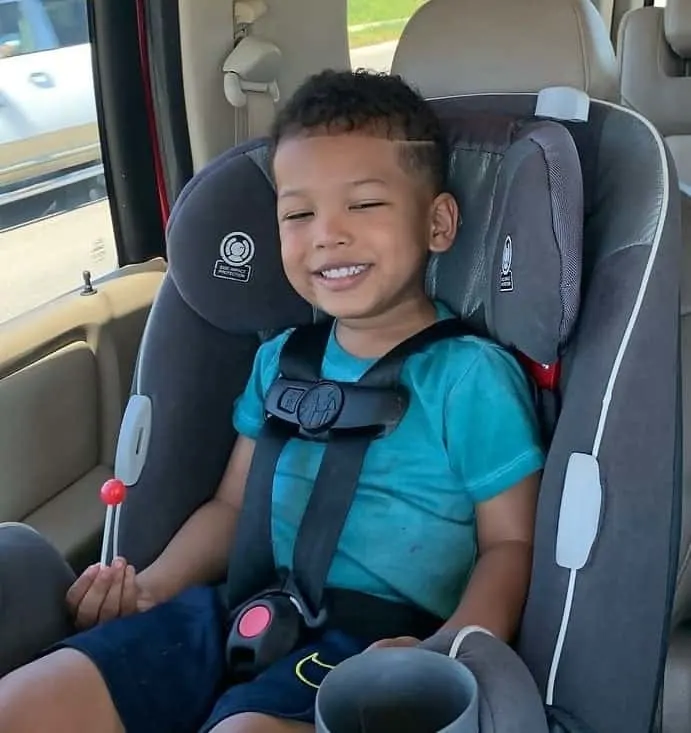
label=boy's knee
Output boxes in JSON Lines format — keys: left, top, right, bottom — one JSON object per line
{"left": 210, "top": 712, "right": 314, "bottom": 732}
{"left": 0, "top": 660, "right": 44, "bottom": 731}
{"left": 0, "top": 649, "right": 124, "bottom": 733}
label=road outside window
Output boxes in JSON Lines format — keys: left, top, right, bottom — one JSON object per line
{"left": 0, "top": 0, "right": 117, "bottom": 325}
{"left": 348, "top": 0, "right": 427, "bottom": 72}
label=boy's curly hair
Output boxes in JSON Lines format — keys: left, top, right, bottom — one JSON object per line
{"left": 269, "top": 68, "right": 448, "bottom": 194}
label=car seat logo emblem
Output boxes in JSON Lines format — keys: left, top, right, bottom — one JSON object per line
{"left": 213, "top": 231, "right": 255, "bottom": 283}
{"left": 500, "top": 235, "right": 514, "bottom": 292}
{"left": 297, "top": 382, "right": 344, "bottom": 434}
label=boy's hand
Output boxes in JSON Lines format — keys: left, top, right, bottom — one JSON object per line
{"left": 365, "top": 636, "right": 420, "bottom": 652}
{"left": 66, "top": 557, "right": 159, "bottom": 630}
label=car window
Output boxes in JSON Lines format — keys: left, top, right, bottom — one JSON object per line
{"left": 348, "top": 0, "right": 427, "bottom": 73}
{"left": 0, "top": 0, "right": 118, "bottom": 324}
{"left": 41, "top": 0, "right": 88, "bottom": 48}
{"left": 0, "top": 0, "right": 86, "bottom": 58}
{"left": 0, "top": 2, "right": 34, "bottom": 57}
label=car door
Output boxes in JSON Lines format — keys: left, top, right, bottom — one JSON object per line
{"left": 0, "top": 0, "right": 167, "bottom": 574}
{"left": 0, "top": 0, "right": 99, "bottom": 191}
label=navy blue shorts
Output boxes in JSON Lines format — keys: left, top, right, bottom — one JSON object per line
{"left": 51, "top": 586, "right": 368, "bottom": 733}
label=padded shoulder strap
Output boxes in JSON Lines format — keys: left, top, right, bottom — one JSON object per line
{"left": 279, "top": 316, "right": 473, "bottom": 386}
{"left": 359, "top": 317, "right": 475, "bottom": 387}
{"left": 279, "top": 320, "right": 333, "bottom": 381}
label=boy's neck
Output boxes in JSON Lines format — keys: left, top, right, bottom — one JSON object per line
{"left": 334, "top": 295, "right": 438, "bottom": 360}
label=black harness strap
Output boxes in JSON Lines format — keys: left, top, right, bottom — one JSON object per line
{"left": 225, "top": 317, "right": 472, "bottom": 625}
{"left": 293, "top": 317, "right": 476, "bottom": 618}
{"left": 224, "top": 321, "right": 333, "bottom": 611}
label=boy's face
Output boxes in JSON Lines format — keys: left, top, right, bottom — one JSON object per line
{"left": 273, "top": 131, "right": 458, "bottom": 322}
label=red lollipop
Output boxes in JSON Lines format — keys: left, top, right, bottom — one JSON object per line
{"left": 99, "top": 478, "right": 128, "bottom": 566}
{"left": 100, "top": 478, "right": 127, "bottom": 506}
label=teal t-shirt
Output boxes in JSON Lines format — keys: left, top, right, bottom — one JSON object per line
{"left": 233, "top": 303, "right": 545, "bottom": 620}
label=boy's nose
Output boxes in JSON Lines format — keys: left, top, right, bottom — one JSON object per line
{"left": 313, "top": 214, "right": 352, "bottom": 249}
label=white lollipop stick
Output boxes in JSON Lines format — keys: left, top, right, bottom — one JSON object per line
{"left": 112, "top": 503, "right": 122, "bottom": 560}
{"left": 100, "top": 506, "right": 114, "bottom": 567}
{"left": 99, "top": 479, "right": 128, "bottom": 567}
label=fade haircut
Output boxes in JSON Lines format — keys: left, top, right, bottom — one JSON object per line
{"left": 269, "top": 68, "right": 448, "bottom": 194}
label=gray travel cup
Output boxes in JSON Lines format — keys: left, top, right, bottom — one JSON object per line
{"left": 314, "top": 646, "right": 479, "bottom": 733}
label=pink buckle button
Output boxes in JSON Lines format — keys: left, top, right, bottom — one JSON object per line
{"left": 238, "top": 604, "right": 272, "bottom": 638}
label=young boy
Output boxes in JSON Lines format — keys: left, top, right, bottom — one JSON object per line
{"left": 0, "top": 70, "right": 544, "bottom": 733}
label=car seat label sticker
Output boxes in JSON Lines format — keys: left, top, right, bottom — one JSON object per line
{"left": 213, "top": 231, "right": 255, "bottom": 283}
{"left": 500, "top": 234, "right": 514, "bottom": 292}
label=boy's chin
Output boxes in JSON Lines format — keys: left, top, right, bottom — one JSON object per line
{"left": 311, "top": 298, "right": 379, "bottom": 322}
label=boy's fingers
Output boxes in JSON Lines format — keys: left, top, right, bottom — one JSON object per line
{"left": 74, "top": 564, "right": 118, "bottom": 629}
{"left": 98, "top": 559, "right": 127, "bottom": 623}
{"left": 120, "top": 566, "right": 138, "bottom": 617}
{"left": 366, "top": 636, "right": 420, "bottom": 651}
{"left": 65, "top": 564, "right": 99, "bottom": 613}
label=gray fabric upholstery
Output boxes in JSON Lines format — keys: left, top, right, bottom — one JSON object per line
{"left": 619, "top": 10, "right": 691, "bottom": 732}
{"left": 619, "top": 7, "right": 691, "bottom": 139}
{"left": 666, "top": 0, "right": 691, "bottom": 59}
{"left": 0, "top": 523, "right": 76, "bottom": 677}
{"left": 420, "top": 630, "right": 550, "bottom": 733}
{"left": 429, "top": 106, "right": 583, "bottom": 364}
{"left": 427, "top": 93, "right": 682, "bottom": 733}
{"left": 391, "top": 0, "right": 618, "bottom": 102}
{"left": 662, "top": 623, "right": 691, "bottom": 733}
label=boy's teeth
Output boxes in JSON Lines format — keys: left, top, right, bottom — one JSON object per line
{"left": 321, "top": 264, "right": 368, "bottom": 279}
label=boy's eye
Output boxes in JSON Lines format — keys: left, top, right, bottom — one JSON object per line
{"left": 350, "top": 201, "right": 387, "bottom": 211}
{"left": 282, "top": 211, "right": 313, "bottom": 221}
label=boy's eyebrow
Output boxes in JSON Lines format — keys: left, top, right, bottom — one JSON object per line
{"left": 278, "top": 178, "right": 389, "bottom": 200}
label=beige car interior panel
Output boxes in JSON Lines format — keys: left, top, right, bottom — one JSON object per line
{"left": 178, "top": 0, "right": 239, "bottom": 171}
{"left": 392, "top": 0, "right": 619, "bottom": 101}
{"left": 178, "top": 0, "right": 350, "bottom": 172}
{"left": 0, "top": 259, "right": 166, "bottom": 569}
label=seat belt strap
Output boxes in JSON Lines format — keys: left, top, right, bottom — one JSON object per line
{"left": 291, "top": 317, "right": 473, "bottom": 616}
{"left": 279, "top": 320, "right": 333, "bottom": 381}
{"left": 225, "top": 322, "right": 333, "bottom": 611}
{"left": 224, "top": 419, "right": 294, "bottom": 610}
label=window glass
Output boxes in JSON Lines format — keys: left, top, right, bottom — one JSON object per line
{"left": 0, "top": 0, "right": 118, "bottom": 324}
{"left": 348, "top": 0, "right": 428, "bottom": 73}
{"left": 0, "top": 2, "right": 34, "bottom": 57}
{"left": 42, "top": 0, "right": 89, "bottom": 48}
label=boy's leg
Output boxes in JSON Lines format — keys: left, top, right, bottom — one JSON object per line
{"left": 200, "top": 630, "right": 368, "bottom": 733}
{"left": 0, "top": 585, "right": 228, "bottom": 733}
{"left": 0, "top": 648, "right": 125, "bottom": 733}
{"left": 210, "top": 713, "right": 313, "bottom": 732}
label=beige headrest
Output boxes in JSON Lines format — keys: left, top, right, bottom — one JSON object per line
{"left": 666, "top": 0, "right": 691, "bottom": 58}
{"left": 391, "top": 0, "right": 618, "bottom": 102}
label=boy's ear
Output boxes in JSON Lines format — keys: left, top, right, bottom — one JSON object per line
{"left": 428, "top": 193, "right": 459, "bottom": 254}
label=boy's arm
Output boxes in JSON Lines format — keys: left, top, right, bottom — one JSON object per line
{"left": 136, "top": 435, "right": 255, "bottom": 604}
{"left": 369, "top": 470, "right": 539, "bottom": 652}
{"left": 435, "top": 470, "right": 539, "bottom": 642}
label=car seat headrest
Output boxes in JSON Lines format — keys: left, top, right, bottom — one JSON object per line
{"left": 666, "top": 0, "right": 691, "bottom": 58}
{"left": 391, "top": 0, "right": 618, "bottom": 102}
{"left": 430, "top": 102, "right": 583, "bottom": 364}
{"left": 167, "top": 140, "right": 314, "bottom": 336}
{"left": 166, "top": 113, "right": 583, "bottom": 365}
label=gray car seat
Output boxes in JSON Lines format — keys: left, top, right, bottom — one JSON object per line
{"left": 618, "top": 1, "right": 691, "bottom": 730}
{"left": 0, "top": 4, "right": 683, "bottom": 733}
{"left": 391, "top": 1, "right": 681, "bottom": 730}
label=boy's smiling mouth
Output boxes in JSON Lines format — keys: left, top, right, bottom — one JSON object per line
{"left": 312, "top": 262, "right": 372, "bottom": 290}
